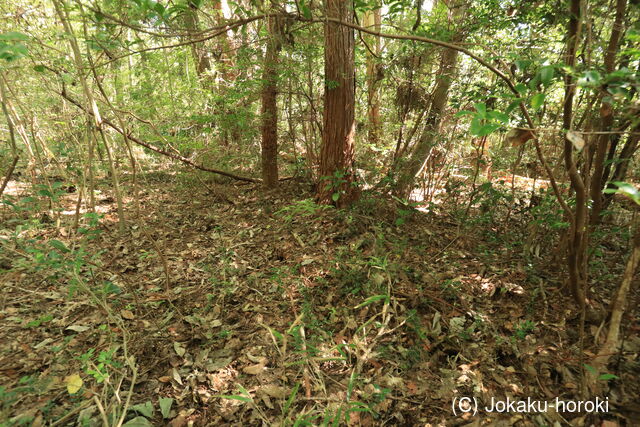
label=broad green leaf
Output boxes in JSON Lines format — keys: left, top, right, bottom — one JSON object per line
{"left": 131, "top": 401, "right": 154, "bottom": 418}
{"left": 11, "top": 43, "right": 27, "bottom": 56}
{"left": 469, "top": 116, "right": 483, "bottom": 136}
{"left": 487, "top": 111, "right": 510, "bottom": 124}
{"left": 49, "top": 240, "right": 70, "bottom": 252}
{"left": 331, "top": 192, "right": 340, "bottom": 202}
{"left": 506, "top": 99, "right": 522, "bottom": 113}
{"left": 514, "top": 83, "right": 527, "bottom": 95}
{"left": 604, "top": 182, "right": 640, "bottom": 205}
{"left": 299, "top": 0, "right": 312, "bottom": 19}
{"left": 578, "top": 70, "right": 601, "bottom": 87}
{"left": 474, "top": 102, "right": 487, "bottom": 117}
{"left": 531, "top": 93, "right": 545, "bottom": 110}
{"left": 540, "top": 66, "right": 554, "bottom": 86}
{"left": 455, "top": 110, "right": 475, "bottom": 117}
{"left": 513, "top": 59, "right": 531, "bottom": 72}
{"left": 33, "top": 64, "right": 46, "bottom": 72}
{"left": 122, "top": 417, "right": 154, "bottom": 427}
{"left": 159, "top": 397, "right": 173, "bottom": 418}
{"left": 0, "top": 32, "right": 29, "bottom": 41}
{"left": 477, "top": 123, "right": 500, "bottom": 137}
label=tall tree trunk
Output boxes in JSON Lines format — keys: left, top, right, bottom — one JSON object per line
{"left": 184, "top": 0, "right": 212, "bottom": 79}
{"left": 393, "top": 3, "right": 466, "bottom": 199}
{"left": 54, "top": 0, "right": 127, "bottom": 233}
{"left": 589, "top": 0, "right": 627, "bottom": 223}
{"left": 317, "top": 0, "right": 356, "bottom": 206}
{"left": 260, "top": 12, "right": 284, "bottom": 188}
{"left": 364, "top": 6, "right": 382, "bottom": 146}
{"left": 562, "top": 0, "right": 587, "bottom": 308}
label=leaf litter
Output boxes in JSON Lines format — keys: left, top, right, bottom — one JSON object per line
{"left": 0, "top": 171, "right": 638, "bottom": 426}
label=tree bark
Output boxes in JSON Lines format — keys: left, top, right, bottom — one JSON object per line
{"left": 589, "top": 216, "right": 640, "bottom": 389}
{"left": 183, "top": 0, "right": 212, "bottom": 79}
{"left": 260, "top": 12, "right": 284, "bottom": 188}
{"left": 562, "top": 0, "right": 588, "bottom": 308}
{"left": 589, "top": 0, "right": 627, "bottom": 223}
{"left": 393, "top": 3, "right": 466, "bottom": 199}
{"left": 364, "top": 6, "right": 382, "bottom": 146}
{"left": 317, "top": 0, "right": 356, "bottom": 206}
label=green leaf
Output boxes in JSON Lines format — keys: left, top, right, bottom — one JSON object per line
{"left": 540, "top": 66, "right": 554, "bottom": 86}
{"left": 455, "top": 110, "right": 475, "bottom": 117}
{"left": 159, "top": 397, "right": 173, "bottom": 418}
{"left": 477, "top": 123, "right": 500, "bottom": 137}
{"left": 513, "top": 59, "right": 531, "bottom": 72}
{"left": 331, "top": 192, "right": 340, "bottom": 202}
{"left": 219, "top": 395, "right": 252, "bottom": 403}
{"left": 283, "top": 383, "right": 300, "bottom": 416}
{"left": 49, "top": 240, "right": 70, "bottom": 253}
{"left": 531, "top": 93, "right": 545, "bottom": 111}
{"left": 11, "top": 43, "right": 27, "bottom": 56}
{"left": 598, "top": 373, "right": 619, "bottom": 381}
{"left": 583, "top": 364, "right": 597, "bottom": 374}
{"left": 347, "top": 371, "right": 357, "bottom": 400}
{"left": 299, "top": 0, "right": 312, "bottom": 19}
{"left": 131, "top": 401, "right": 154, "bottom": 418}
{"left": 355, "top": 294, "right": 389, "bottom": 309}
{"left": 237, "top": 384, "right": 251, "bottom": 397}
{"left": 469, "top": 116, "right": 483, "bottom": 136}
{"left": 122, "top": 416, "right": 154, "bottom": 427}
{"left": 514, "top": 83, "right": 527, "bottom": 95}
{"left": 0, "top": 32, "right": 29, "bottom": 41}
{"left": 474, "top": 102, "right": 487, "bottom": 117}
{"left": 488, "top": 111, "right": 510, "bottom": 124}
{"left": 604, "top": 182, "right": 640, "bottom": 205}
{"left": 578, "top": 70, "right": 601, "bottom": 87}
{"left": 33, "top": 65, "right": 46, "bottom": 72}
{"left": 154, "top": 2, "right": 165, "bottom": 15}
{"left": 506, "top": 100, "right": 522, "bottom": 114}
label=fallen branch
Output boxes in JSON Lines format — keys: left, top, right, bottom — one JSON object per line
{"left": 58, "top": 90, "right": 260, "bottom": 183}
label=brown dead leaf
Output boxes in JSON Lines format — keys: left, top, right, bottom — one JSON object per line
{"left": 120, "top": 309, "right": 135, "bottom": 320}
{"left": 261, "top": 384, "right": 288, "bottom": 399}
{"left": 169, "top": 415, "right": 187, "bottom": 427}
{"left": 406, "top": 381, "right": 418, "bottom": 395}
{"left": 243, "top": 362, "right": 266, "bottom": 375}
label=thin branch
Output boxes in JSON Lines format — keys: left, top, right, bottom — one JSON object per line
{"left": 58, "top": 89, "right": 261, "bottom": 183}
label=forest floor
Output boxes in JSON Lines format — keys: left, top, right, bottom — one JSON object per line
{"left": 1, "top": 168, "right": 639, "bottom": 426}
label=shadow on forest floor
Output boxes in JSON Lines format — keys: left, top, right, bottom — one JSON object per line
{"left": 1, "top": 169, "right": 638, "bottom": 426}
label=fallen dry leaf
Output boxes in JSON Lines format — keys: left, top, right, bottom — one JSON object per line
{"left": 243, "top": 362, "right": 266, "bottom": 375}
{"left": 261, "top": 384, "right": 288, "bottom": 399}
{"left": 120, "top": 309, "right": 135, "bottom": 320}
{"left": 64, "top": 373, "right": 83, "bottom": 394}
